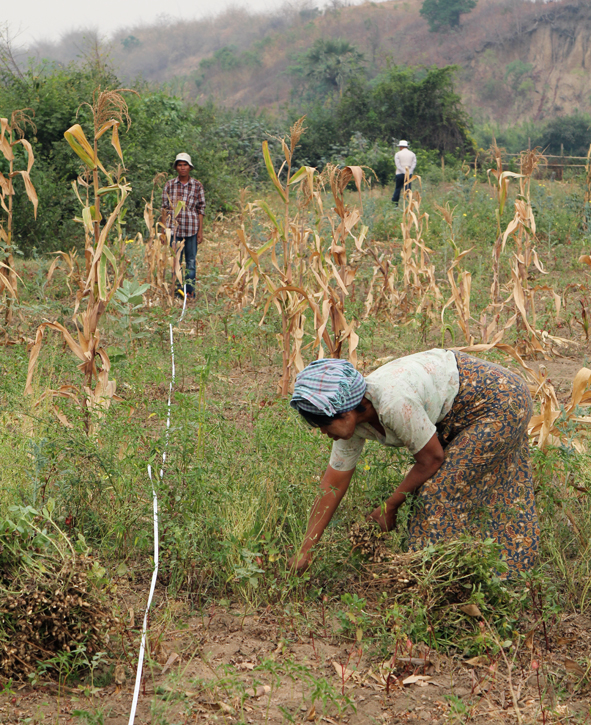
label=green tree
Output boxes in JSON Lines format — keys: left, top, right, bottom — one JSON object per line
{"left": 534, "top": 113, "right": 591, "bottom": 157}
{"left": 337, "top": 65, "right": 473, "bottom": 155}
{"left": 289, "top": 39, "right": 366, "bottom": 99}
{"left": 0, "top": 60, "right": 252, "bottom": 254}
{"left": 420, "top": 0, "right": 477, "bottom": 32}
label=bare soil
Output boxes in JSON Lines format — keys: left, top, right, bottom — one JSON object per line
{"left": 3, "top": 587, "right": 591, "bottom": 725}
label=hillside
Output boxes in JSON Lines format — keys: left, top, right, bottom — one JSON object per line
{"left": 26, "top": 0, "right": 591, "bottom": 124}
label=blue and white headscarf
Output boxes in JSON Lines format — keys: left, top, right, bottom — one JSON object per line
{"left": 290, "top": 359, "right": 366, "bottom": 418}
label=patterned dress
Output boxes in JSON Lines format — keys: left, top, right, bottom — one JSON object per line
{"left": 407, "top": 352, "right": 539, "bottom": 573}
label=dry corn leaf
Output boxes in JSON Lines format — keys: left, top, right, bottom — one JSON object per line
{"left": 564, "top": 658, "right": 586, "bottom": 677}
{"left": 332, "top": 661, "right": 355, "bottom": 681}
{"left": 402, "top": 675, "right": 432, "bottom": 686}
{"left": 160, "top": 652, "right": 179, "bottom": 675}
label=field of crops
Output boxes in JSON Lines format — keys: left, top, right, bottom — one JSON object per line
{"left": 2, "top": 108, "right": 591, "bottom": 724}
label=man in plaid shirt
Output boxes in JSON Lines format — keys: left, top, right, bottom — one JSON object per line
{"left": 161, "top": 152, "right": 205, "bottom": 299}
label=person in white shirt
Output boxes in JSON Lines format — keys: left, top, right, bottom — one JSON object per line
{"left": 288, "top": 350, "right": 539, "bottom": 578}
{"left": 392, "top": 140, "right": 417, "bottom": 205}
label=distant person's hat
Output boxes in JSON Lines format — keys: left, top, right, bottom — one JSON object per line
{"left": 398, "top": 140, "right": 409, "bottom": 147}
{"left": 174, "top": 152, "right": 194, "bottom": 168}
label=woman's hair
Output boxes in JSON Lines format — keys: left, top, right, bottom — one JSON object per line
{"left": 298, "top": 402, "right": 366, "bottom": 428}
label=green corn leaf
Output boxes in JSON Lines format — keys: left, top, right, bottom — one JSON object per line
{"left": 97, "top": 251, "right": 108, "bottom": 301}
{"left": 262, "top": 141, "right": 287, "bottom": 203}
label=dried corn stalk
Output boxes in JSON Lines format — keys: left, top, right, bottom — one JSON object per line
{"left": 483, "top": 148, "right": 565, "bottom": 357}
{"left": 46, "top": 250, "right": 85, "bottom": 299}
{"left": 229, "top": 120, "right": 365, "bottom": 394}
{"left": 585, "top": 143, "right": 591, "bottom": 231}
{"left": 143, "top": 173, "right": 182, "bottom": 305}
{"left": 25, "top": 89, "right": 135, "bottom": 432}
{"left": 362, "top": 244, "right": 400, "bottom": 320}
{"left": 459, "top": 342, "right": 591, "bottom": 452}
{"left": 437, "top": 203, "right": 473, "bottom": 345}
{"left": 0, "top": 110, "right": 38, "bottom": 324}
{"left": 399, "top": 184, "right": 442, "bottom": 322}
{"left": 363, "top": 181, "right": 441, "bottom": 325}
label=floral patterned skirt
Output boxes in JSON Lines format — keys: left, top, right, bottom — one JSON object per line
{"left": 406, "top": 352, "right": 539, "bottom": 574}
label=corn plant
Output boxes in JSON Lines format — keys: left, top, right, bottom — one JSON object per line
{"left": 25, "top": 88, "right": 136, "bottom": 432}
{"left": 584, "top": 142, "right": 591, "bottom": 231}
{"left": 482, "top": 148, "right": 568, "bottom": 356}
{"left": 223, "top": 189, "right": 259, "bottom": 310}
{"left": 460, "top": 340, "right": 591, "bottom": 452}
{"left": 398, "top": 182, "right": 442, "bottom": 324}
{"left": 142, "top": 173, "right": 183, "bottom": 305}
{"left": 46, "top": 250, "right": 85, "bottom": 299}
{"left": 0, "top": 110, "right": 38, "bottom": 323}
{"left": 437, "top": 203, "right": 474, "bottom": 345}
{"left": 487, "top": 141, "right": 506, "bottom": 308}
{"left": 228, "top": 119, "right": 366, "bottom": 394}
{"left": 362, "top": 180, "right": 442, "bottom": 328}
{"left": 362, "top": 242, "right": 400, "bottom": 320}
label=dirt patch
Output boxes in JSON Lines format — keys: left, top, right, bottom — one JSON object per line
{"left": 3, "top": 591, "right": 591, "bottom": 725}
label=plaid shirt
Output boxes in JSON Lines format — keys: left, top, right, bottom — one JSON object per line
{"left": 162, "top": 177, "right": 206, "bottom": 239}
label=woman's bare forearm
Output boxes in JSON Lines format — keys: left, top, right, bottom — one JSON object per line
{"left": 299, "top": 465, "right": 355, "bottom": 555}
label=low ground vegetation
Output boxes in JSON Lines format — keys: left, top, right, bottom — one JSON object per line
{"left": 1, "top": 126, "right": 591, "bottom": 722}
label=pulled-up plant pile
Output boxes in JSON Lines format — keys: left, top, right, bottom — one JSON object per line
{"left": 349, "top": 523, "right": 516, "bottom": 651}
{"left": 0, "top": 502, "right": 118, "bottom": 681}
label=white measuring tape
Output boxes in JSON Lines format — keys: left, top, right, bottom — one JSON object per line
{"left": 128, "top": 287, "right": 187, "bottom": 725}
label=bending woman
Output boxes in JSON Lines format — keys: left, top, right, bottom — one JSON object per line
{"left": 289, "top": 349, "right": 539, "bottom": 575}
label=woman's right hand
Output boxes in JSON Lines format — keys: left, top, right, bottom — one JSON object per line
{"left": 287, "top": 550, "right": 312, "bottom": 575}
{"left": 368, "top": 504, "right": 397, "bottom": 532}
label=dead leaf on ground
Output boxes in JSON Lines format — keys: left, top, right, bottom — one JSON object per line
{"left": 113, "top": 664, "right": 126, "bottom": 685}
{"left": 524, "top": 630, "right": 535, "bottom": 650}
{"left": 393, "top": 656, "right": 432, "bottom": 666}
{"left": 237, "top": 661, "right": 255, "bottom": 671}
{"left": 465, "top": 655, "right": 488, "bottom": 667}
{"left": 557, "top": 636, "right": 576, "bottom": 646}
{"left": 332, "top": 661, "right": 355, "bottom": 681}
{"left": 564, "top": 658, "right": 586, "bottom": 677}
{"left": 459, "top": 603, "right": 482, "bottom": 618}
{"left": 160, "top": 651, "right": 179, "bottom": 675}
{"left": 402, "top": 675, "right": 432, "bottom": 686}
{"left": 249, "top": 685, "right": 271, "bottom": 698}
{"left": 305, "top": 703, "right": 316, "bottom": 721}
{"left": 216, "top": 701, "right": 235, "bottom": 714}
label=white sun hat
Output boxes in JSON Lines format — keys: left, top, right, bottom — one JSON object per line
{"left": 174, "top": 152, "right": 194, "bottom": 168}
{"left": 398, "top": 140, "right": 409, "bottom": 147}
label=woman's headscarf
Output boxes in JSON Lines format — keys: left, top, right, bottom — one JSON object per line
{"left": 290, "top": 359, "right": 366, "bottom": 418}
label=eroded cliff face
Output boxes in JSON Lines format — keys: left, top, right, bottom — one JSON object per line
{"left": 465, "top": 2, "right": 591, "bottom": 122}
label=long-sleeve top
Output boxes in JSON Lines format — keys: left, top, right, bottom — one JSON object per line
{"left": 395, "top": 148, "right": 417, "bottom": 176}
{"left": 162, "top": 177, "right": 206, "bottom": 239}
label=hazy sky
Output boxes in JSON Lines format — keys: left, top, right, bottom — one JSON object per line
{"left": 4, "top": 0, "right": 304, "bottom": 46}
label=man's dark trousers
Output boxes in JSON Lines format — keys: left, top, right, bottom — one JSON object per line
{"left": 180, "top": 233, "right": 198, "bottom": 295}
{"left": 392, "top": 173, "right": 412, "bottom": 205}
